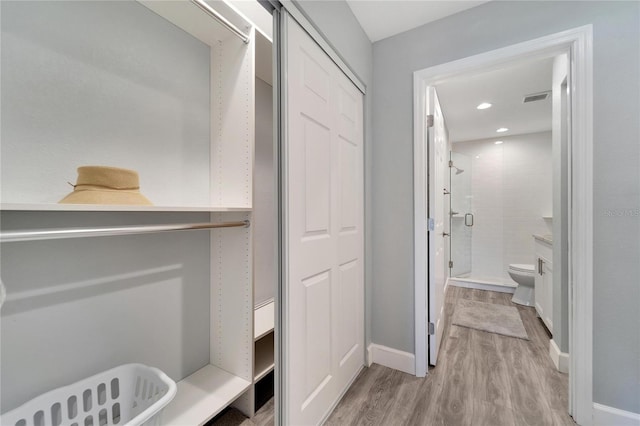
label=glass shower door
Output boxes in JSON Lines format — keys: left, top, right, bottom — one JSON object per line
{"left": 449, "top": 151, "right": 472, "bottom": 277}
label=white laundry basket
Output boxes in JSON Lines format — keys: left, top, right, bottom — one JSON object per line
{"left": 1, "top": 364, "right": 177, "bottom": 426}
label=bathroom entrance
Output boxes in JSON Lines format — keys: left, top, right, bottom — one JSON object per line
{"left": 442, "top": 55, "right": 556, "bottom": 297}
{"left": 413, "top": 26, "right": 594, "bottom": 425}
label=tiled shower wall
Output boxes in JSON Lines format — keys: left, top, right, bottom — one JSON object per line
{"left": 452, "top": 131, "right": 552, "bottom": 283}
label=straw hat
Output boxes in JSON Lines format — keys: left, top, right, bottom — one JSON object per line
{"left": 59, "top": 166, "right": 152, "bottom": 205}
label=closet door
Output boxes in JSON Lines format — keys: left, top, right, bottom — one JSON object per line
{"left": 281, "top": 12, "right": 364, "bottom": 426}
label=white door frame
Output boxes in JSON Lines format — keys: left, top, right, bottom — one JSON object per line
{"left": 413, "top": 25, "right": 593, "bottom": 425}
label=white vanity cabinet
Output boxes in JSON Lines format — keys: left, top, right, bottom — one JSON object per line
{"left": 534, "top": 235, "right": 553, "bottom": 333}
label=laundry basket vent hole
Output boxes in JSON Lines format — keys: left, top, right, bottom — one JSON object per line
{"left": 112, "top": 402, "right": 121, "bottom": 424}
{"left": 33, "top": 410, "right": 45, "bottom": 426}
{"left": 51, "top": 402, "right": 62, "bottom": 426}
{"left": 110, "top": 378, "right": 120, "bottom": 400}
{"left": 83, "top": 389, "right": 92, "bottom": 412}
{"left": 134, "top": 377, "right": 141, "bottom": 397}
{"left": 67, "top": 395, "right": 78, "bottom": 419}
{"left": 141, "top": 380, "right": 148, "bottom": 401}
{"left": 99, "top": 409, "right": 108, "bottom": 426}
{"left": 97, "top": 383, "right": 107, "bottom": 405}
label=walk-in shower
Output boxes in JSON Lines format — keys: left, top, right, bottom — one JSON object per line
{"left": 448, "top": 152, "right": 476, "bottom": 282}
{"left": 447, "top": 136, "right": 553, "bottom": 290}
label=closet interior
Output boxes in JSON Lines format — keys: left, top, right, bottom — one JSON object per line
{"left": 0, "top": 0, "right": 274, "bottom": 424}
{"left": 235, "top": 27, "right": 276, "bottom": 417}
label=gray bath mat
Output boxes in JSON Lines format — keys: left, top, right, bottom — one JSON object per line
{"left": 452, "top": 299, "right": 529, "bottom": 340}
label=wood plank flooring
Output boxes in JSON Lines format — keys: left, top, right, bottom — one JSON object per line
{"left": 213, "top": 286, "right": 575, "bottom": 425}
{"left": 210, "top": 398, "right": 274, "bottom": 426}
{"left": 326, "top": 286, "right": 575, "bottom": 426}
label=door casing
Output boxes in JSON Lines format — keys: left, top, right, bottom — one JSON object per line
{"left": 413, "top": 25, "right": 593, "bottom": 426}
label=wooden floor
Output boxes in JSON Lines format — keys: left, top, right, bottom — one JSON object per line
{"left": 209, "top": 399, "right": 274, "bottom": 426}
{"left": 326, "top": 287, "right": 575, "bottom": 426}
{"left": 215, "top": 286, "right": 575, "bottom": 425}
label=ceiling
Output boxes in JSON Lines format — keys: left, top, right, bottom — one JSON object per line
{"left": 346, "top": 0, "right": 490, "bottom": 42}
{"left": 435, "top": 57, "right": 554, "bottom": 143}
{"left": 343, "top": 0, "right": 553, "bottom": 142}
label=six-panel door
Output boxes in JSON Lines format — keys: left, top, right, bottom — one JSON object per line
{"left": 284, "top": 13, "right": 364, "bottom": 426}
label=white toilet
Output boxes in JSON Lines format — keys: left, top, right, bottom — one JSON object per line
{"left": 508, "top": 264, "right": 535, "bottom": 306}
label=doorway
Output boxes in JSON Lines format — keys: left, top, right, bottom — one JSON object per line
{"left": 413, "top": 25, "right": 593, "bottom": 425}
{"left": 441, "top": 56, "right": 555, "bottom": 294}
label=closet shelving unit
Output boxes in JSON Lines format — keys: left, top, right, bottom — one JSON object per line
{"left": 231, "top": 26, "right": 276, "bottom": 417}
{"left": 252, "top": 27, "right": 276, "bottom": 415}
{"left": 0, "top": 1, "right": 267, "bottom": 424}
{"left": 254, "top": 299, "right": 275, "bottom": 381}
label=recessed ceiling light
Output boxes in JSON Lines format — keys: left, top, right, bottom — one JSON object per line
{"left": 494, "top": 140, "right": 503, "bottom": 145}
{"left": 476, "top": 102, "right": 492, "bottom": 110}
{"left": 475, "top": 155, "right": 481, "bottom": 159}
{"left": 496, "top": 127, "right": 509, "bottom": 133}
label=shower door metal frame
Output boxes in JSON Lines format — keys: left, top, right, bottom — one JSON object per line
{"left": 448, "top": 151, "right": 473, "bottom": 280}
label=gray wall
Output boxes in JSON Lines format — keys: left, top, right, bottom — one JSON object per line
{"left": 1, "top": 211, "right": 211, "bottom": 412}
{"left": 291, "top": 0, "right": 374, "bottom": 350}
{"left": 1, "top": 1, "right": 211, "bottom": 207}
{"left": 372, "top": 1, "right": 640, "bottom": 413}
{"left": 254, "top": 77, "right": 276, "bottom": 306}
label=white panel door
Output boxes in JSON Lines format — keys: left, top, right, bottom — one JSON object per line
{"left": 428, "top": 87, "right": 447, "bottom": 365}
{"left": 283, "top": 13, "right": 364, "bottom": 426}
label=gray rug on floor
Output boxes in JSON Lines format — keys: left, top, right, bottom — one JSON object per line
{"left": 452, "top": 299, "right": 529, "bottom": 340}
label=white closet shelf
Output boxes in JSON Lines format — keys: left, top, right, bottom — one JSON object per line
{"left": 254, "top": 332, "right": 274, "bottom": 381}
{"left": 1, "top": 203, "right": 252, "bottom": 212}
{"left": 255, "top": 360, "right": 275, "bottom": 382}
{"left": 254, "top": 299, "right": 275, "bottom": 341}
{"left": 161, "top": 364, "right": 251, "bottom": 426}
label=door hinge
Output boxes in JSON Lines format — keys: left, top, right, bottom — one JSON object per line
{"left": 427, "top": 114, "right": 434, "bottom": 128}
{"left": 449, "top": 260, "right": 454, "bottom": 268}
{"left": 427, "top": 218, "right": 435, "bottom": 232}
{"left": 449, "top": 160, "right": 454, "bottom": 167}
{"left": 428, "top": 322, "right": 435, "bottom": 335}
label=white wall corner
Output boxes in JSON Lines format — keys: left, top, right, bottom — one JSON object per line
{"left": 593, "top": 403, "right": 640, "bottom": 426}
{"left": 549, "top": 338, "right": 569, "bottom": 373}
{"left": 368, "top": 344, "right": 415, "bottom": 375}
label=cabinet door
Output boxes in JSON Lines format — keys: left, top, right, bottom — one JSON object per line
{"left": 281, "top": 11, "right": 365, "bottom": 426}
{"left": 542, "top": 261, "right": 553, "bottom": 333}
{"left": 535, "top": 258, "right": 545, "bottom": 317}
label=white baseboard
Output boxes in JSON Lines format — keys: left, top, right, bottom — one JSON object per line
{"left": 549, "top": 339, "right": 569, "bottom": 373}
{"left": 593, "top": 403, "right": 640, "bottom": 426}
{"left": 449, "top": 278, "right": 516, "bottom": 294}
{"left": 367, "top": 343, "right": 415, "bottom": 375}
